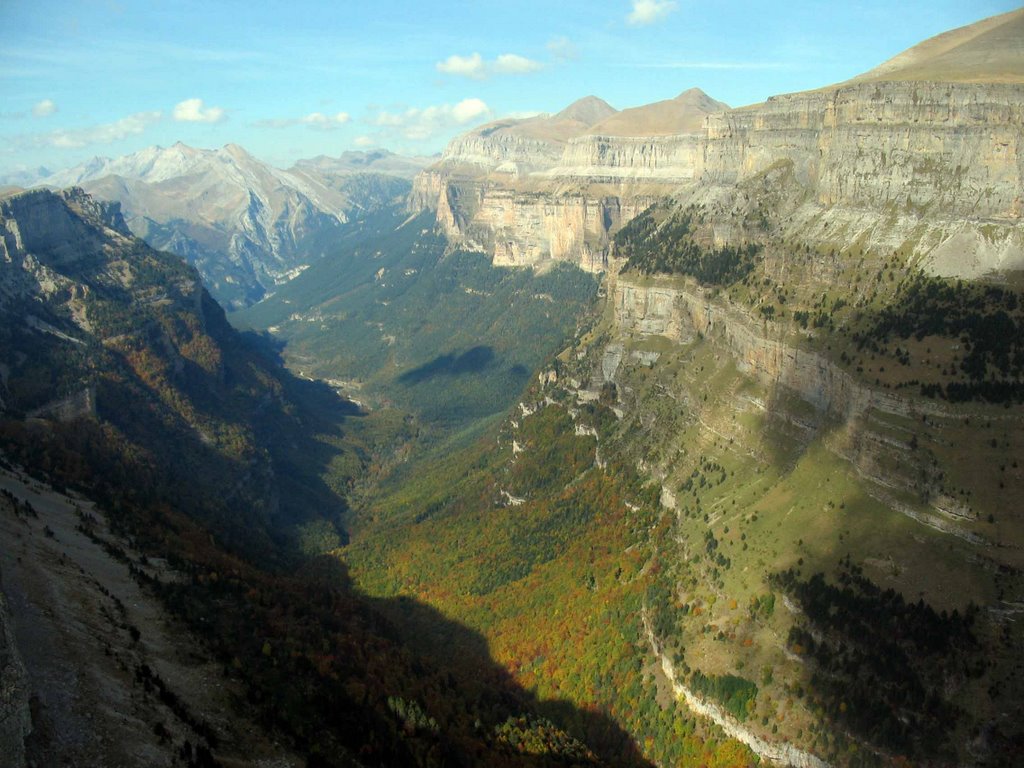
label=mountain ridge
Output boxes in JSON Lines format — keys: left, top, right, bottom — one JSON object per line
{"left": 13, "top": 144, "right": 430, "bottom": 309}
{"left": 585, "top": 87, "right": 729, "bottom": 136}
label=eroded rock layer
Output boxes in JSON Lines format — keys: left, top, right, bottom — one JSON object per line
{"left": 414, "top": 11, "right": 1024, "bottom": 277}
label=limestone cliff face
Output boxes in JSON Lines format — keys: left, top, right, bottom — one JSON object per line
{"left": 440, "top": 132, "right": 564, "bottom": 173}
{"left": 1, "top": 188, "right": 130, "bottom": 269}
{"left": 471, "top": 192, "right": 654, "bottom": 271}
{"left": 701, "top": 82, "right": 1023, "bottom": 219}
{"left": 412, "top": 170, "right": 657, "bottom": 271}
{"left": 612, "top": 277, "right": 949, "bottom": 422}
{"left": 412, "top": 93, "right": 724, "bottom": 267}
{"left": 548, "top": 134, "right": 703, "bottom": 182}
{"left": 415, "top": 76, "right": 1022, "bottom": 275}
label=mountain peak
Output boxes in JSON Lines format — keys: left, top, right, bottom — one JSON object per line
{"left": 674, "top": 87, "right": 714, "bottom": 102}
{"left": 221, "top": 143, "right": 254, "bottom": 161}
{"left": 586, "top": 88, "right": 729, "bottom": 137}
{"left": 554, "top": 96, "right": 618, "bottom": 126}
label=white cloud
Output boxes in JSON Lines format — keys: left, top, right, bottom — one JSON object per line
{"left": 451, "top": 98, "right": 489, "bottom": 123}
{"left": 172, "top": 97, "right": 226, "bottom": 123}
{"left": 255, "top": 111, "right": 351, "bottom": 130}
{"left": 301, "top": 112, "right": 351, "bottom": 129}
{"left": 627, "top": 0, "right": 677, "bottom": 26}
{"left": 353, "top": 135, "right": 375, "bottom": 148}
{"left": 31, "top": 99, "right": 57, "bottom": 118}
{"left": 372, "top": 98, "right": 491, "bottom": 141}
{"left": 547, "top": 36, "right": 579, "bottom": 62}
{"left": 436, "top": 52, "right": 543, "bottom": 79}
{"left": 493, "top": 53, "right": 543, "bottom": 75}
{"left": 373, "top": 111, "right": 406, "bottom": 128}
{"left": 35, "top": 111, "right": 162, "bottom": 149}
{"left": 436, "top": 52, "right": 485, "bottom": 79}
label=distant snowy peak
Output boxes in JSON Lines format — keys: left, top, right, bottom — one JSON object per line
{"left": 41, "top": 143, "right": 430, "bottom": 190}
{"left": 44, "top": 143, "right": 263, "bottom": 188}
{"left": 22, "top": 142, "right": 428, "bottom": 309}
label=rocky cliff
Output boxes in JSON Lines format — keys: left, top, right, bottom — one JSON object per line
{"left": 414, "top": 10, "right": 1024, "bottom": 277}
{"left": 1, "top": 187, "right": 130, "bottom": 269}
{"left": 547, "top": 134, "right": 704, "bottom": 182}
{"left": 410, "top": 90, "right": 726, "bottom": 268}
{"left": 701, "top": 82, "right": 1022, "bottom": 219}
{"left": 608, "top": 272, "right": 1000, "bottom": 541}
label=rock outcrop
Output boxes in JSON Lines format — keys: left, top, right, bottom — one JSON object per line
{"left": 644, "top": 611, "right": 829, "bottom": 768}
{"left": 547, "top": 134, "right": 704, "bottom": 182}
{"left": 700, "top": 82, "right": 1022, "bottom": 220}
{"left": 1, "top": 188, "right": 129, "bottom": 268}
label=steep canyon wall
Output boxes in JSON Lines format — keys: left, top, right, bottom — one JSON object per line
{"left": 609, "top": 275, "right": 993, "bottom": 542}
{"left": 414, "top": 81, "right": 1024, "bottom": 273}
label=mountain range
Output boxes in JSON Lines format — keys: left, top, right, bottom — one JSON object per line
{"left": 5, "top": 145, "right": 430, "bottom": 309}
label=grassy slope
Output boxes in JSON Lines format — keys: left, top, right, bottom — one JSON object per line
{"left": 233, "top": 211, "right": 599, "bottom": 432}
{"left": 337, "top": 214, "right": 1024, "bottom": 766}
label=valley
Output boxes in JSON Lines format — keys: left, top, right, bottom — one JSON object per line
{"left": 2, "top": 5, "right": 1024, "bottom": 768}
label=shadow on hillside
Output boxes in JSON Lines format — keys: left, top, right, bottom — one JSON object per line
{"left": 341, "top": 560, "right": 656, "bottom": 768}
{"left": 721, "top": 330, "right": 1014, "bottom": 762}
{"left": 261, "top": 373, "right": 366, "bottom": 545}
{"left": 398, "top": 345, "right": 495, "bottom": 384}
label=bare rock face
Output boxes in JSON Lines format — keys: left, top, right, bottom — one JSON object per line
{"left": 414, "top": 11, "right": 1023, "bottom": 277}
{"left": 701, "top": 81, "right": 1023, "bottom": 219}
{"left": 414, "top": 90, "right": 731, "bottom": 268}
{"left": 689, "top": 79, "right": 1024, "bottom": 277}
{"left": 1, "top": 188, "right": 129, "bottom": 269}
{"left": 440, "top": 187, "right": 655, "bottom": 272}
{"left": 611, "top": 274, "right": 987, "bottom": 545}
{"left": 441, "top": 132, "right": 565, "bottom": 174}
{"left": 549, "top": 134, "right": 704, "bottom": 182}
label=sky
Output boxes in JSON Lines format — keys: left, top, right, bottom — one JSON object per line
{"left": 1, "top": 0, "right": 1020, "bottom": 175}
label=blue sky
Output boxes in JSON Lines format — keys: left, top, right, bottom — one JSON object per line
{"left": 1, "top": 0, "right": 1019, "bottom": 173}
